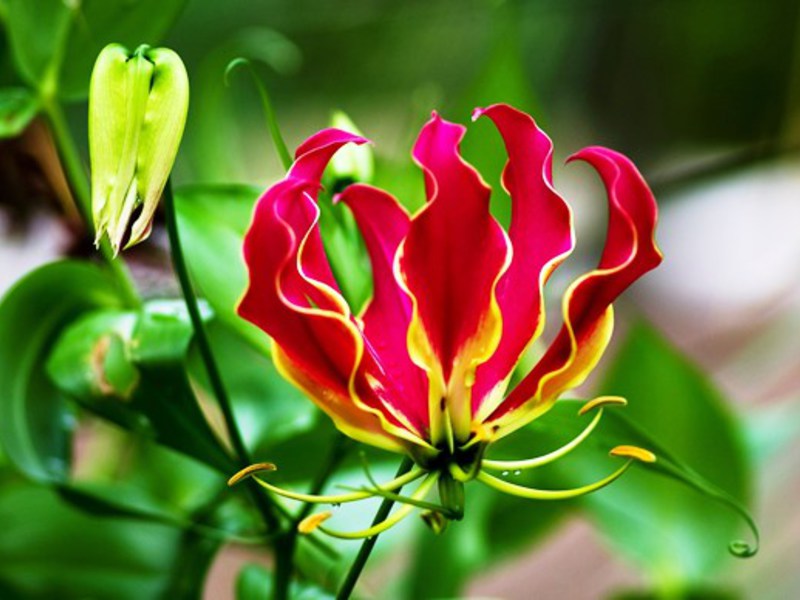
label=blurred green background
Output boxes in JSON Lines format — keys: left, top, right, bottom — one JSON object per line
{"left": 1, "top": 0, "right": 799, "bottom": 598}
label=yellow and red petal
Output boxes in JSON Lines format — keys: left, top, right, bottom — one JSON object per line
{"left": 489, "top": 146, "right": 663, "bottom": 437}
{"left": 397, "top": 113, "right": 512, "bottom": 443}
{"left": 471, "top": 104, "right": 574, "bottom": 420}
{"left": 336, "top": 184, "right": 429, "bottom": 433}
{"left": 238, "top": 129, "right": 428, "bottom": 451}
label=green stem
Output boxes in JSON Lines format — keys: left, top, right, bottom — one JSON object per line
{"left": 272, "top": 435, "right": 352, "bottom": 600}
{"left": 335, "top": 456, "right": 414, "bottom": 600}
{"left": 42, "top": 99, "right": 141, "bottom": 309}
{"left": 162, "top": 180, "right": 281, "bottom": 538}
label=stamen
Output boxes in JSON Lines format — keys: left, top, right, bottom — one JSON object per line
{"left": 610, "top": 445, "right": 656, "bottom": 463}
{"left": 482, "top": 398, "right": 622, "bottom": 471}
{"left": 477, "top": 459, "right": 633, "bottom": 500}
{"left": 310, "top": 473, "right": 439, "bottom": 540}
{"left": 298, "top": 511, "right": 333, "bottom": 534}
{"left": 578, "top": 395, "right": 627, "bottom": 415}
{"left": 239, "top": 464, "right": 425, "bottom": 505}
{"left": 348, "top": 455, "right": 456, "bottom": 516}
{"left": 228, "top": 462, "right": 277, "bottom": 486}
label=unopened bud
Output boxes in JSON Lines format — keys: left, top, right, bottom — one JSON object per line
{"left": 329, "top": 110, "right": 373, "bottom": 185}
{"left": 89, "top": 43, "right": 189, "bottom": 254}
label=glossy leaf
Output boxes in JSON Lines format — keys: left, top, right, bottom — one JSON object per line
{"left": 0, "top": 86, "right": 39, "bottom": 138}
{"left": 406, "top": 484, "right": 565, "bottom": 599}
{"left": 47, "top": 300, "right": 236, "bottom": 474}
{"left": 236, "top": 563, "right": 335, "bottom": 600}
{"left": 187, "top": 321, "right": 317, "bottom": 458}
{"left": 4, "top": 0, "right": 186, "bottom": 98}
{"left": 587, "top": 322, "right": 752, "bottom": 583}
{"left": 0, "top": 481, "right": 219, "bottom": 599}
{"left": 0, "top": 261, "right": 122, "bottom": 482}
{"left": 123, "top": 301, "right": 236, "bottom": 473}
{"left": 487, "top": 322, "right": 753, "bottom": 589}
{"left": 174, "top": 184, "right": 270, "bottom": 353}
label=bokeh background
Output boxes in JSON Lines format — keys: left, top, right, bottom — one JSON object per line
{"left": 1, "top": 0, "right": 799, "bottom": 598}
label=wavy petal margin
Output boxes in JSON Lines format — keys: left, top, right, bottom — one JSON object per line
{"left": 397, "top": 113, "right": 512, "bottom": 445}
{"left": 336, "top": 184, "right": 429, "bottom": 433}
{"left": 471, "top": 104, "right": 575, "bottom": 421}
{"left": 238, "top": 129, "right": 430, "bottom": 453}
{"left": 489, "top": 146, "right": 663, "bottom": 438}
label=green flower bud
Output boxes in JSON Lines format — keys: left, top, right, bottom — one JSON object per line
{"left": 329, "top": 110, "right": 374, "bottom": 184}
{"left": 89, "top": 43, "right": 189, "bottom": 255}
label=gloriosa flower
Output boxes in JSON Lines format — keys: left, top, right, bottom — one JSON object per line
{"left": 232, "top": 103, "right": 663, "bottom": 538}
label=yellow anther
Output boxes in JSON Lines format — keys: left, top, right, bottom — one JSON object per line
{"left": 610, "top": 445, "right": 656, "bottom": 463}
{"left": 227, "top": 462, "right": 278, "bottom": 486}
{"left": 298, "top": 511, "right": 333, "bottom": 534}
{"left": 579, "top": 395, "right": 628, "bottom": 416}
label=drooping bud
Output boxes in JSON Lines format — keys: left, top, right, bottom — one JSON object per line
{"left": 89, "top": 43, "right": 189, "bottom": 255}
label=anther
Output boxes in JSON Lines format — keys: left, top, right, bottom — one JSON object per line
{"left": 228, "top": 462, "right": 277, "bottom": 486}
{"left": 298, "top": 511, "right": 333, "bottom": 534}
{"left": 610, "top": 445, "right": 656, "bottom": 463}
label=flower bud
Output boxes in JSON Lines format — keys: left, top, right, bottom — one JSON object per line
{"left": 89, "top": 43, "right": 189, "bottom": 255}
{"left": 329, "top": 110, "right": 373, "bottom": 185}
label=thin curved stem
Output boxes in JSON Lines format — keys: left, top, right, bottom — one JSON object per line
{"left": 225, "top": 58, "right": 293, "bottom": 171}
{"left": 477, "top": 459, "right": 633, "bottom": 500}
{"left": 43, "top": 100, "right": 140, "bottom": 308}
{"left": 163, "top": 180, "right": 282, "bottom": 534}
{"left": 482, "top": 408, "right": 604, "bottom": 471}
{"left": 335, "top": 456, "right": 414, "bottom": 600}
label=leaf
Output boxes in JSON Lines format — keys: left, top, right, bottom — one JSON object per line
{"left": 4, "top": 0, "right": 187, "bottom": 99}
{"left": 0, "top": 481, "right": 220, "bottom": 599}
{"left": 590, "top": 322, "right": 754, "bottom": 580}
{"left": 405, "top": 483, "right": 565, "bottom": 599}
{"left": 0, "top": 86, "right": 39, "bottom": 138}
{"left": 236, "top": 563, "right": 335, "bottom": 600}
{"left": 0, "top": 260, "right": 123, "bottom": 482}
{"left": 47, "top": 300, "right": 237, "bottom": 474}
{"left": 490, "top": 322, "right": 755, "bottom": 589}
{"left": 188, "top": 321, "right": 317, "bottom": 458}
{"left": 174, "top": 184, "right": 270, "bottom": 354}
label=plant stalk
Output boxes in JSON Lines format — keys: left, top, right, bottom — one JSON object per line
{"left": 335, "top": 456, "right": 415, "bottom": 600}
{"left": 162, "top": 180, "right": 281, "bottom": 539}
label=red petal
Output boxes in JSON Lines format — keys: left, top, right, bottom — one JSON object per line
{"left": 490, "top": 146, "right": 663, "bottom": 435}
{"left": 336, "top": 184, "right": 429, "bottom": 433}
{"left": 398, "top": 113, "right": 511, "bottom": 443}
{"left": 239, "top": 129, "right": 426, "bottom": 451}
{"left": 471, "top": 104, "right": 574, "bottom": 419}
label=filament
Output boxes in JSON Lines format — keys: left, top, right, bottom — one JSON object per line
{"left": 481, "top": 396, "right": 626, "bottom": 472}
{"left": 232, "top": 464, "right": 425, "bottom": 505}
{"left": 312, "top": 473, "right": 439, "bottom": 540}
{"left": 477, "top": 459, "right": 633, "bottom": 500}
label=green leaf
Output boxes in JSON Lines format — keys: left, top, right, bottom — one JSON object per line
{"left": 236, "top": 563, "right": 335, "bottom": 600}
{"left": 188, "top": 321, "right": 317, "bottom": 458}
{"left": 0, "top": 86, "right": 39, "bottom": 137}
{"left": 47, "top": 300, "right": 236, "bottom": 474}
{"left": 174, "top": 184, "right": 270, "bottom": 354}
{"left": 5, "top": 0, "right": 186, "bottom": 99}
{"left": 0, "top": 261, "right": 123, "bottom": 482}
{"left": 491, "top": 322, "right": 755, "bottom": 590}
{"left": 0, "top": 481, "right": 219, "bottom": 599}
